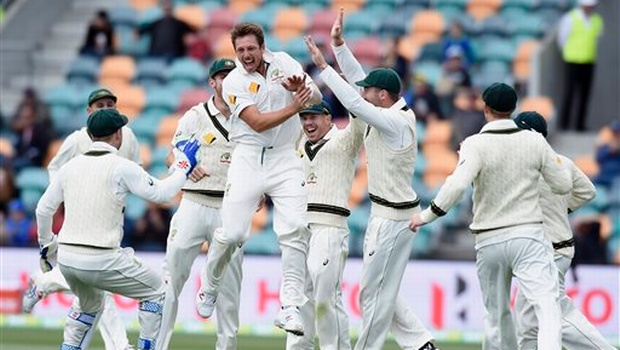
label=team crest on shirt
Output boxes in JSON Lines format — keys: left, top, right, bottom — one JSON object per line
{"left": 297, "top": 149, "right": 304, "bottom": 158}
{"left": 202, "top": 132, "right": 216, "bottom": 145}
{"left": 307, "top": 172, "right": 317, "bottom": 184}
{"left": 249, "top": 82, "right": 260, "bottom": 93}
{"left": 228, "top": 95, "right": 237, "bottom": 105}
{"left": 220, "top": 152, "right": 231, "bottom": 164}
{"left": 270, "top": 68, "right": 284, "bottom": 82}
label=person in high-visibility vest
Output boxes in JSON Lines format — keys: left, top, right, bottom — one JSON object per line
{"left": 557, "top": 0, "right": 604, "bottom": 132}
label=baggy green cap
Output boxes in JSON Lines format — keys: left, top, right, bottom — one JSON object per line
{"left": 514, "top": 111, "right": 548, "bottom": 137}
{"left": 208, "top": 58, "right": 236, "bottom": 78}
{"left": 482, "top": 83, "right": 517, "bottom": 113}
{"left": 88, "top": 88, "right": 117, "bottom": 106}
{"left": 87, "top": 109, "right": 128, "bottom": 137}
{"left": 355, "top": 68, "right": 402, "bottom": 95}
{"left": 299, "top": 100, "right": 332, "bottom": 116}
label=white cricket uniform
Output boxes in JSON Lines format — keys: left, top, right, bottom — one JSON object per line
{"left": 36, "top": 142, "right": 186, "bottom": 350}
{"left": 203, "top": 49, "right": 321, "bottom": 308}
{"left": 419, "top": 119, "right": 572, "bottom": 350}
{"left": 319, "top": 43, "right": 435, "bottom": 350}
{"left": 42, "top": 125, "right": 141, "bottom": 350}
{"left": 287, "top": 115, "right": 366, "bottom": 350}
{"left": 158, "top": 98, "right": 244, "bottom": 350}
{"left": 514, "top": 155, "right": 615, "bottom": 350}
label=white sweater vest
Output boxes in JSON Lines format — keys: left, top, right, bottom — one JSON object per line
{"left": 58, "top": 151, "right": 124, "bottom": 248}
{"left": 365, "top": 109, "right": 419, "bottom": 220}
{"left": 297, "top": 119, "right": 365, "bottom": 228}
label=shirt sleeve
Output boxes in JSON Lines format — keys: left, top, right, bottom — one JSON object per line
{"left": 35, "top": 171, "right": 65, "bottom": 247}
{"left": 332, "top": 43, "right": 367, "bottom": 90}
{"left": 320, "top": 66, "right": 410, "bottom": 149}
{"left": 540, "top": 141, "right": 572, "bottom": 195}
{"left": 567, "top": 159, "right": 596, "bottom": 211}
{"left": 557, "top": 13, "right": 572, "bottom": 49}
{"left": 114, "top": 159, "right": 187, "bottom": 203}
{"left": 123, "top": 128, "right": 142, "bottom": 165}
{"left": 47, "top": 132, "right": 79, "bottom": 182}
{"left": 420, "top": 139, "right": 482, "bottom": 223}
{"left": 340, "top": 113, "right": 367, "bottom": 157}
{"left": 223, "top": 74, "right": 256, "bottom": 118}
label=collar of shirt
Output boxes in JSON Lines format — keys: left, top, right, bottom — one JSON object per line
{"left": 308, "top": 124, "right": 337, "bottom": 148}
{"left": 390, "top": 97, "right": 409, "bottom": 111}
{"left": 479, "top": 119, "right": 517, "bottom": 133}
{"left": 206, "top": 96, "right": 231, "bottom": 129}
{"left": 89, "top": 141, "right": 119, "bottom": 154}
{"left": 234, "top": 49, "right": 275, "bottom": 75}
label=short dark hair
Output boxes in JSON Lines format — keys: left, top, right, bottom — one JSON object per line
{"left": 387, "top": 91, "right": 400, "bottom": 103}
{"left": 231, "top": 23, "right": 265, "bottom": 48}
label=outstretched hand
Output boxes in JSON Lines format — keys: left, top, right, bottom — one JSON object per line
{"left": 282, "top": 74, "right": 307, "bottom": 92}
{"left": 331, "top": 7, "right": 345, "bottom": 47}
{"left": 304, "top": 35, "right": 328, "bottom": 70}
{"left": 408, "top": 213, "right": 425, "bottom": 232}
{"left": 292, "top": 85, "right": 313, "bottom": 112}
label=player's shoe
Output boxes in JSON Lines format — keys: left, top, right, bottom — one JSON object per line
{"left": 274, "top": 306, "right": 305, "bottom": 336}
{"left": 195, "top": 289, "right": 217, "bottom": 318}
{"left": 418, "top": 341, "right": 439, "bottom": 350}
{"left": 22, "top": 278, "right": 43, "bottom": 313}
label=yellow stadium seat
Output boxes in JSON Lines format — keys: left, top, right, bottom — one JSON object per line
{"left": 519, "top": 96, "right": 554, "bottom": 121}
{"left": 156, "top": 114, "right": 181, "bottom": 147}
{"left": 229, "top": 0, "right": 262, "bottom": 15}
{"left": 422, "top": 145, "right": 458, "bottom": 188}
{"left": 130, "top": 0, "right": 158, "bottom": 11}
{"left": 423, "top": 120, "right": 453, "bottom": 145}
{"left": 99, "top": 56, "right": 136, "bottom": 85}
{"left": 213, "top": 33, "right": 236, "bottom": 59}
{"left": 331, "top": 0, "right": 366, "bottom": 13}
{"left": 513, "top": 40, "right": 540, "bottom": 82}
{"left": 174, "top": 4, "right": 207, "bottom": 30}
{"left": 573, "top": 155, "right": 599, "bottom": 178}
{"left": 42, "top": 139, "right": 63, "bottom": 167}
{"left": 410, "top": 10, "right": 445, "bottom": 40}
{"left": 467, "top": 0, "right": 502, "bottom": 22}
{"left": 109, "top": 84, "right": 146, "bottom": 118}
{"left": 0, "top": 137, "right": 15, "bottom": 159}
{"left": 139, "top": 144, "right": 152, "bottom": 169}
{"left": 273, "top": 8, "right": 308, "bottom": 43}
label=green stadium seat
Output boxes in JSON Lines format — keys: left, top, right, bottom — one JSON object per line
{"left": 284, "top": 37, "right": 311, "bottom": 65}
{"left": 436, "top": 0, "right": 468, "bottom": 9}
{"left": 144, "top": 87, "right": 180, "bottom": 117}
{"left": 343, "top": 9, "right": 380, "bottom": 39}
{"left": 378, "top": 11, "right": 411, "bottom": 38}
{"left": 66, "top": 56, "right": 100, "bottom": 87}
{"left": 364, "top": 0, "right": 401, "bottom": 15}
{"left": 476, "top": 39, "right": 516, "bottom": 63}
{"left": 168, "top": 57, "right": 207, "bottom": 90}
{"left": 418, "top": 42, "right": 444, "bottom": 62}
{"left": 16, "top": 167, "right": 49, "bottom": 212}
{"left": 138, "top": 6, "right": 164, "bottom": 30}
{"left": 413, "top": 61, "right": 442, "bottom": 87}
{"left": 239, "top": 7, "right": 276, "bottom": 32}
{"left": 131, "top": 112, "right": 167, "bottom": 146}
{"left": 125, "top": 194, "right": 148, "bottom": 221}
{"left": 244, "top": 227, "right": 280, "bottom": 255}
{"left": 136, "top": 58, "right": 168, "bottom": 87}
{"left": 501, "top": 0, "right": 537, "bottom": 11}
{"left": 508, "top": 15, "right": 545, "bottom": 39}
{"left": 109, "top": 6, "right": 139, "bottom": 28}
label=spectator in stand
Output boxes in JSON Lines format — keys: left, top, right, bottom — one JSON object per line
{"left": 130, "top": 202, "right": 172, "bottom": 251}
{"left": 5, "top": 199, "right": 34, "bottom": 247}
{"left": 436, "top": 46, "right": 472, "bottom": 117}
{"left": 450, "top": 87, "right": 486, "bottom": 150}
{"left": 12, "top": 87, "right": 51, "bottom": 129}
{"left": 10, "top": 104, "right": 54, "bottom": 170}
{"left": 442, "top": 21, "right": 475, "bottom": 68}
{"left": 384, "top": 36, "right": 411, "bottom": 88}
{"left": 137, "top": 0, "right": 196, "bottom": 63}
{"left": 0, "top": 164, "right": 16, "bottom": 213}
{"left": 593, "top": 120, "right": 620, "bottom": 189}
{"left": 573, "top": 219, "right": 608, "bottom": 264}
{"left": 406, "top": 74, "right": 443, "bottom": 124}
{"left": 79, "top": 10, "right": 115, "bottom": 59}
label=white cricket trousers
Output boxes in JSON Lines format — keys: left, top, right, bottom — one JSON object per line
{"left": 355, "top": 215, "right": 434, "bottom": 350}
{"left": 475, "top": 225, "right": 562, "bottom": 350}
{"left": 58, "top": 245, "right": 168, "bottom": 350}
{"left": 514, "top": 254, "right": 616, "bottom": 350}
{"left": 33, "top": 266, "right": 130, "bottom": 350}
{"left": 159, "top": 197, "right": 243, "bottom": 350}
{"left": 204, "top": 144, "right": 309, "bottom": 307}
{"left": 287, "top": 224, "right": 351, "bottom": 350}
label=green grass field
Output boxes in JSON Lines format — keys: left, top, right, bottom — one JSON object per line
{"left": 0, "top": 327, "right": 482, "bottom": 349}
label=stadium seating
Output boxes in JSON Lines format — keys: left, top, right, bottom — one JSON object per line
{"left": 519, "top": 95, "right": 554, "bottom": 120}
{"left": 66, "top": 56, "right": 100, "bottom": 87}
{"left": 15, "top": 167, "right": 49, "bottom": 212}
{"left": 349, "top": 36, "right": 384, "bottom": 68}
{"left": 135, "top": 58, "right": 168, "bottom": 87}
{"left": 99, "top": 55, "right": 137, "bottom": 87}
{"left": 272, "top": 7, "right": 308, "bottom": 43}
{"left": 131, "top": 0, "right": 159, "bottom": 11}
{"left": 331, "top": 0, "right": 366, "bottom": 13}
{"left": 167, "top": 57, "right": 207, "bottom": 91}
{"left": 178, "top": 88, "right": 209, "bottom": 113}
{"left": 308, "top": 9, "right": 337, "bottom": 40}
{"left": 174, "top": 4, "right": 207, "bottom": 29}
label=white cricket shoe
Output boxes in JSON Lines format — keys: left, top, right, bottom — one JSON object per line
{"left": 274, "top": 306, "right": 305, "bottom": 336}
{"left": 195, "top": 289, "right": 217, "bottom": 318}
{"left": 22, "top": 278, "right": 43, "bottom": 313}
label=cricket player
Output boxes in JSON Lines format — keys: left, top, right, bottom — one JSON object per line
{"left": 158, "top": 58, "right": 245, "bottom": 350}
{"left": 513, "top": 111, "right": 616, "bottom": 350}
{"left": 35, "top": 108, "right": 200, "bottom": 350}
{"left": 286, "top": 100, "right": 365, "bottom": 350}
{"left": 409, "top": 83, "right": 573, "bottom": 350}
{"left": 195, "top": 22, "right": 321, "bottom": 337}
{"left": 23, "top": 88, "right": 140, "bottom": 350}
{"left": 304, "top": 9, "right": 438, "bottom": 350}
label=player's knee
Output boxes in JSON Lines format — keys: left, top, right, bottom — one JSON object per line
{"left": 63, "top": 308, "right": 98, "bottom": 348}
{"left": 214, "top": 227, "right": 244, "bottom": 246}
